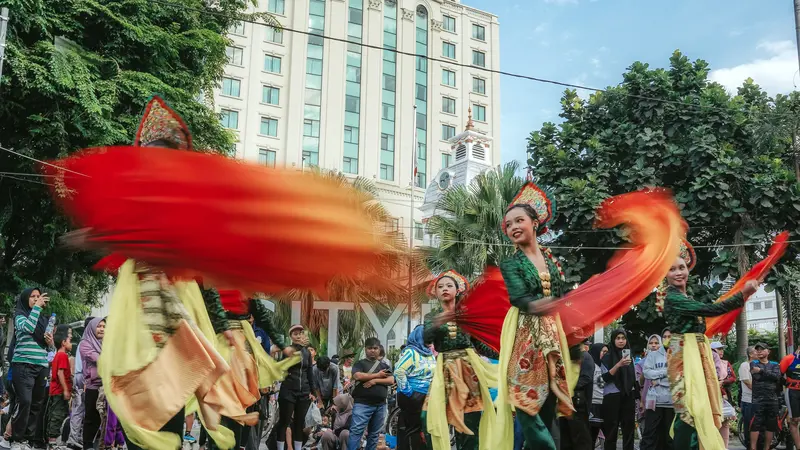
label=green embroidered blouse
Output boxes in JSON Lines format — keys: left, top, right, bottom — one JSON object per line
{"left": 499, "top": 250, "right": 567, "bottom": 311}
{"left": 663, "top": 285, "right": 745, "bottom": 334}
{"left": 423, "top": 306, "right": 499, "bottom": 359}
{"left": 204, "top": 288, "right": 288, "bottom": 349}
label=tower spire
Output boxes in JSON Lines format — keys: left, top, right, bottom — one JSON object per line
{"left": 465, "top": 106, "right": 474, "bottom": 131}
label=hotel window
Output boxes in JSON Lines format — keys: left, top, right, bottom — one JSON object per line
{"left": 260, "top": 117, "right": 278, "bottom": 137}
{"left": 414, "top": 222, "right": 424, "bottom": 240}
{"left": 264, "top": 55, "right": 282, "bottom": 74}
{"left": 442, "top": 69, "right": 456, "bottom": 87}
{"left": 472, "top": 77, "right": 486, "bottom": 94}
{"left": 473, "top": 104, "right": 486, "bottom": 121}
{"left": 226, "top": 46, "right": 243, "bottom": 66}
{"left": 220, "top": 109, "right": 238, "bottom": 129}
{"left": 268, "top": 0, "right": 285, "bottom": 15}
{"left": 442, "top": 42, "right": 456, "bottom": 59}
{"left": 229, "top": 21, "right": 245, "bottom": 35}
{"left": 443, "top": 15, "right": 456, "bottom": 32}
{"left": 471, "top": 24, "right": 485, "bottom": 41}
{"left": 258, "top": 149, "right": 276, "bottom": 167}
{"left": 441, "top": 153, "right": 452, "bottom": 168}
{"left": 472, "top": 50, "right": 486, "bottom": 67}
{"left": 265, "top": 26, "right": 283, "bottom": 44}
{"left": 262, "top": 86, "right": 280, "bottom": 105}
{"left": 442, "top": 124, "right": 456, "bottom": 140}
{"left": 221, "top": 77, "right": 240, "bottom": 97}
{"left": 442, "top": 97, "right": 456, "bottom": 114}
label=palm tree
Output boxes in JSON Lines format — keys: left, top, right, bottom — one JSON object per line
{"left": 424, "top": 162, "right": 525, "bottom": 278}
{"left": 268, "top": 169, "right": 421, "bottom": 356}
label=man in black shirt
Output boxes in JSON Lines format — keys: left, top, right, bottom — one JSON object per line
{"left": 559, "top": 339, "right": 594, "bottom": 450}
{"left": 749, "top": 342, "right": 782, "bottom": 450}
{"left": 346, "top": 337, "right": 394, "bottom": 450}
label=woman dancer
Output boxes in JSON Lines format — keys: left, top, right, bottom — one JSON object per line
{"left": 425, "top": 271, "right": 497, "bottom": 450}
{"left": 661, "top": 240, "right": 759, "bottom": 449}
{"left": 494, "top": 182, "right": 573, "bottom": 450}
{"left": 601, "top": 329, "right": 636, "bottom": 450}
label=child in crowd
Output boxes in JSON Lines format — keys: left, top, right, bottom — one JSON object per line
{"left": 48, "top": 325, "right": 73, "bottom": 449}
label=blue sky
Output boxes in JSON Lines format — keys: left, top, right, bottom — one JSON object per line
{"left": 463, "top": 0, "right": 799, "bottom": 165}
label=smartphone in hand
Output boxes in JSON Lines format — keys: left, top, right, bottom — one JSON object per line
{"left": 622, "top": 349, "right": 631, "bottom": 359}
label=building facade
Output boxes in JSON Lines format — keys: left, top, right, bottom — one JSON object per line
{"left": 213, "top": 0, "right": 501, "bottom": 244}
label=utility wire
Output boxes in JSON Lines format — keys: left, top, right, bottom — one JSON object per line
{"left": 0, "top": 145, "right": 89, "bottom": 177}
{"left": 147, "top": 0, "right": 800, "bottom": 121}
{"left": 0, "top": 173, "right": 53, "bottom": 186}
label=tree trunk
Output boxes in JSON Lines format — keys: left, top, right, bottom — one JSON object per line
{"left": 734, "top": 228, "right": 751, "bottom": 360}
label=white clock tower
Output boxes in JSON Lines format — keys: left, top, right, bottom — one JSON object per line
{"left": 419, "top": 108, "right": 494, "bottom": 246}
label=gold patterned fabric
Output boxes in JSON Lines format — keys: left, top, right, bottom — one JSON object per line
{"left": 667, "top": 333, "right": 722, "bottom": 430}
{"left": 441, "top": 350, "right": 484, "bottom": 434}
{"left": 507, "top": 313, "right": 572, "bottom": 417}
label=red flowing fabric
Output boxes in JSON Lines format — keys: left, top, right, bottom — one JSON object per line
{"left": 219, "top": 289, "right": 248, "bottom": 315}
{"left": 705, "top": 231, "right": 790, "bottom": 337}
{"left": 45, "top": 146, "right": 390, "bottom": 297}
{"left": 454, "top": 267, "right": 509, "bottom": 353}
{"left": 455, "top": 189, "right": 684, "bottom": 349}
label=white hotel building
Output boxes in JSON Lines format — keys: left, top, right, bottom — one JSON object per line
{"left": 213, "top": 0, "right": 501, "bottom": 241}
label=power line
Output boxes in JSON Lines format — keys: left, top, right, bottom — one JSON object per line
{"left": 0, "top": 145, "right": 89, "bottom": 177}
{"left": 149, "top": 0, "right": 799, "bottom": 121}
{"left": 0, "top": 171, "right": 57, "bottom": 177}
{"left": 0, "top": 173, "right": 53, "bottom": 186}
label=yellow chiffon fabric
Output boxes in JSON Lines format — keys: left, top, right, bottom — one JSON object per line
{"left": 672, "top": 334, "right": 725, "bottom": 450}
{"left": 494, "top": 307, "right": 575, "bottom": 450}
{"left": 99, "top": 260, "right": 228, "bottom": 449}
{"left": 427, "top": 348, "right": 497, "bottom": 450}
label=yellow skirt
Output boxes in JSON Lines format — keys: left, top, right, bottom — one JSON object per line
{"left": 667, "top": 333, "right": 724, "bottom": 449}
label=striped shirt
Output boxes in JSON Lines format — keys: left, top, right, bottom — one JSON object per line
{"left": 12, "top": 306, "right": 48, "bottom": 367}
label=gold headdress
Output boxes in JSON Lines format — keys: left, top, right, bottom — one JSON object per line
{"left": 503, "top": 181, "right": 557, "bottom": 234}
{"left": 134, "top": 96, "right": 192, "bottom": 150}
{"left": 426, "top": 270, "right": 470, "bottom": 298}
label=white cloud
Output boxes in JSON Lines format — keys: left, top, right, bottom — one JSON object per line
{"left": 709, "top": 40, "right": 797, "bottom": 94}
{"left": 534, "top": 23, "right": 548, "bottom": 33}
{"left": 590, "top": 57, "right": 601, "bottom": 68}
{"left": 544, "top": 0, "right": 578, "bottom": 4}
{"left": 540, "top": 40, "right": 551, "bottom": 47}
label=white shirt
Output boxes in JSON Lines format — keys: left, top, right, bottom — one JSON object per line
{"left": 738, "top": 361, "right": 752, "bottom": 404}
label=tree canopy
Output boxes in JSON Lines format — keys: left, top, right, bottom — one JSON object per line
{"left": 0, "top": 0, "right": 267, "bottom": 312}
{"left": 527, "top": 51, "right": 800, "bottom": 356}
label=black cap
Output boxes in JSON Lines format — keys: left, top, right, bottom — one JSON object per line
{"left": 754, "top": 342, "right": 769, "bottom": 350}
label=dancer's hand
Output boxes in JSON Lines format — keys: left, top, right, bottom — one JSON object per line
{"left": 283, "top": 347, "right": 296, "bottom": 357}
{"left": 743, "top": 279, "right": 760, "bottom": 297}
{"left": 223, "top": 330, "right": 237, "bottom": 348}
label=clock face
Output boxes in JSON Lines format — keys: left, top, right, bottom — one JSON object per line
{"left": 438, "top": 171, "right": 451, "bottom": 190}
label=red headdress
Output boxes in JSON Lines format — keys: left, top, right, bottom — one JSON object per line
{"left": 426, "top": 270, "right": 469, "bottom": 298}
{"left": 502, "top": 181, "right": 557, "bottom": 234}
{"left": 134, "top": 96, "right": 192, "bottom": 150}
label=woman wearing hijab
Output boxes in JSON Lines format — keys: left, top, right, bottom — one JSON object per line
{"left": 641, "top": 334, "right": 673, "bottom": 450}
{"left": 276, "top": 324, "right": 317, "bottom": 450}
{"left": 395, "top": 325, "right": 435, "bottom": 450}
{"left": 588, "top": 343, "right": 608, "bottom": 446}
{"left": 321, "top": 393, "right": 353, "bottom": 450}
{"left": 80, "top": 317, "right": 105, "bottom": 450}
{"left": 601, "top": 329, "right": 636, "bottom": 450}
{"left": 9, "top": 288, "right": 53, "bottom": 448}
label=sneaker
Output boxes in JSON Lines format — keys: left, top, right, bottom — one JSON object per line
{"left": 184, "top": 434, "right": 196, "bottom": 444}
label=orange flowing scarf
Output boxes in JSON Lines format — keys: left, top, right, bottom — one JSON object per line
{"left": 705, "top": 231, "right": 790, "bottom": 336}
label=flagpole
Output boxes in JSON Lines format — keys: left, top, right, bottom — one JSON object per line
{"left": 408, "top": 105, "right": 417, "bottom": 339}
